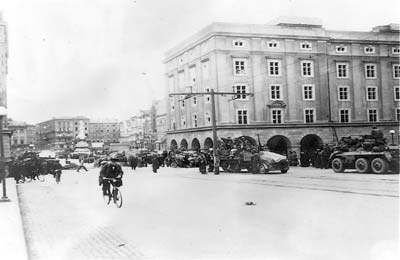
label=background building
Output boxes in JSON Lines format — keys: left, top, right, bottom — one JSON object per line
{"left": 164, "top": 17, "right": 400, "bottom": 155}
{"left": 8, "top": 119, "right": 36, "bottom": 147}
{"left": 88, "top": 119, "right": 120, "bottom": 143}
{"left": 0, "top": 14, "right": 12, "bottom": 158}
{"left": 152, "top": 99, "right": 167, "bottom": 150}
{"left": 36, "top": 116, "right": 89, "bottom": 149}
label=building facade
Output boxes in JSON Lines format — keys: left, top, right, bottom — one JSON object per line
{"left": 88, "top": 119, "right": 120, "bottom": 143}
{"left": 152, "top": 99, "right": 168, "bottom": 150}
{"left": 8, "top": 119, "right": 36, "bottom": 147}
{"left": 0, "top": 14, "right": 12, "bottom": 158}
{"left": 36, "top": 116, "right": 90, "bottom": 149}
{"left": 164, "top": 18, "right": 400, "bottom": 155}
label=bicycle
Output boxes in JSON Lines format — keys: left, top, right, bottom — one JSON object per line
{"left": 102, "top": 177, "right": 123, "bottom": 208}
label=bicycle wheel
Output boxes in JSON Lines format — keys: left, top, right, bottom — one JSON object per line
{"left": 37, "top": 174, "right": 45, "bottom": 182}
{"left": 113, "top": 188, "right": 123, "bottom": 208}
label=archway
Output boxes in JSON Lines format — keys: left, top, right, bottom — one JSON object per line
{"left": 170, "top": 139, "right": 178, "bottom": 151}
{"left": 191, "top": 138, "right": 201, "bottom": 151}
{"left": 237, "top": 136, "right": 257, "bottom": 146}
{"left": 204, "top": 137, "right": 213, "bottom": 150}
{"left": 267, "top": 135, "right": 291, "bottom": 156}
{"left": 180, "top": 139, "right": 188, "bottom": 150}
{"left": 300, "top": 134, "right": 323, "bottom": 155}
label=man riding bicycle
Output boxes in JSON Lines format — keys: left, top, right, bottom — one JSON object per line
{"left": 99, "top": 155, "right": 124, "bottom": 197}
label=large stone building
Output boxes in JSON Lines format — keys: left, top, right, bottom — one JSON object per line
{"left": 88, "top": 119, "right": 120, "bottom": 143}
{"left": 164, "top": 17, "right": 400, "bottom": 155}
{"left": 36, "top": 116, "right": 90, "bottom": 149}
{"left": 8, "top": 119, "right": 36, "bottom": 148}
{"left": 0, "top": 14, "right": 12, "bottom": 158}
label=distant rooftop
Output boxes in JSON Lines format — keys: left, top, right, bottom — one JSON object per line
{"left": 267, "top": 16, "right": 323, "bottom": 28}
{"left": 90, "top": 118, "right": 119, "bottom": 123}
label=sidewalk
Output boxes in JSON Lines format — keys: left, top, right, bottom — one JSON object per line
{"left": 0, "top": 178, "right": 29, "bottom": 260}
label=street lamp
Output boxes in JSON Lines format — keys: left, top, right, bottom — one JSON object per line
{"left": 389, "top": 130, "right": 395, "bottom": 146}
{"left": 0, "top": 106, "right": 8, "bottom": 201}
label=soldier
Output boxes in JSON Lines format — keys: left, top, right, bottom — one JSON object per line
{"left": 199, "top": 153, "right": 207, "bottom": 174}
{"left": 151, "top": 155, "right": 160, "bottom": 173}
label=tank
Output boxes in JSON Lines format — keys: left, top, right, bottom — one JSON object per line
{"left": 330, "top": 133, "right": 399, "bottom": 174}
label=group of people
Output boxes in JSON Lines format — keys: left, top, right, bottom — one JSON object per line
{"left": 298, "top": 145, "right": 333, "bottom": 168}
{"left": 7, "top": 155, "right": 63, "bottom": 183}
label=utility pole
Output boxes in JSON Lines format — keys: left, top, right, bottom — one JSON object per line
{"left": 169, "top": 88, "right": 253, "bottom": 175}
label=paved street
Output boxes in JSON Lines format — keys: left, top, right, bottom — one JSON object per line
{"left": 17, "top": 165, "right": 399, "bottom": 260}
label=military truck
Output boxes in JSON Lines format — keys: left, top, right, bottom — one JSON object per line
{"left": 330, "top": 133, "right": 399, "bottom": 174}
{"left": 218, "top": 136, "right": 289, "bottom": 174}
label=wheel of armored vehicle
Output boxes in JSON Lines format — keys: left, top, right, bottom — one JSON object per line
{"left": 371, "top": 157, "right": 388, "bottom": 174}
{"left": 355, "top": 158, "right": 370, "bottom": 173}
{"left": 331, "top": 158, "right": 345, "bottom": 173}
{"left": 171, "top": 161, "right": 178, "bottom": 168}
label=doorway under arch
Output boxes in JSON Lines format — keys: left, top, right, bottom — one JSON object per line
{"left": 180, "top": 139, "right": 188, "bottom": 150}
{"left": 300, "top": 134, "right": 323, "bottom": 155}
{"left": 191, "top": 138, "right": 201, "bottom": 151}
{"left": 170, "top": 139, "right": 178, "bottom": 151}
{"left": 204, "top": 137, "right": 213, "bottom": 150}
{"left": 267, "top": 135, "right": 291, "bottom": 155}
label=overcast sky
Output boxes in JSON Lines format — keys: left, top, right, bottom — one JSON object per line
{"left": 1, "top": 0, "right": 399, "bottom": 124}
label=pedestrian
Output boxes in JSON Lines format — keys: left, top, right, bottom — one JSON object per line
{"left": 128, "top": 155, "right": 138, "bottom": 170}
{"left": 199, "top": 153, "right": 207, "bottom": 174}
{"left": 152, "top": 155, "right": 160, "bottom": 173}
{"left": 77, "top": 156, "right": 88, "bottom": 172}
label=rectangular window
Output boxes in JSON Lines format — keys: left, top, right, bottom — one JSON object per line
{"left": 301, "top": 60, "right": 314, "bottom": 77}
{"left": 202, "top": 61, "right": 209, "bottom": 80}
{"left": 192, "top": 114, "right": 198, "bottom": 128}
{"left": 205, "top": 112, "right": 211, "bottom": 125}
{"left": 336, "top": 63, "right": 349, "bottom": 78}
{"left": 368, "top": 109, "right": 378, "bottom": 122}
{"left": 180, "top": 95, "right": 185, "bottom": 108}
{"left": 181, "top": 116, "right": 186, "bottom": 127}
{"left": 396, "top": 108, "right": 400, "bottom": 121}
{"left": 365, "top": 63, "right": 376, "bottom": 79}
{"left": 270, "top": 84, "right": 281, "bottom": 100}
{"left": 271, "top": 109, "right": 283, "bottom": 124}
{"left": 338, "top": 86, "right": 350, "bottom": 101}
{"left": 302, "top": 85, "right": 315, "bottom": 100}
{"left": 366, "top": 86, "right": 378, "bottom": 101}
{"left": 233, "top": 40, "right": 245, "bottom": 47}
{"left": 233, "top": 59, "right": 247, "bottom": 76}
{"left": 393, "top": 64, "right": 400, "bottom": 79}
{"left": 364, "top": 46, "right": 375, "bottom": 53}
{"left": 392, "top": 47, "right": 400, "bottom": 54}
{"left": 171, "top": 118, "right": 176, "bottom": 130}
{"left": 339, "top": 109, "right": 350, "bottom": 123}
{"left": 304, "top": 109, "right": 315, "bottom": 123}
{"left": 395, "top": 86, "right": 400, "bottom": 101}
{"left": 192, "top": 96, "right": 197, "bottom": 105}
{"left": 300, "top": 41, "right": 312, "bottom": 50}
{"left": 237, "top": 109, "right": 248, "bottom": 125}
{"left": 267, "top": 40, "right": 279, "bottom": 48}
{"left": 170, "top": 97, "right": 175, "bottom": 111}
{"left": 268, "top": 59, "right": 281, "bottom": 76}
{"left": 235, "top": 85, "right": 247, "bottom": 100}
{"left": 189, "top": 66, "right": 196, "bottom": 85}
{"left": 205, "top": 88, "right": 210, "bottom": 102}
{"left": 336, "top": 46, "right": 347, "bottom": 53}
